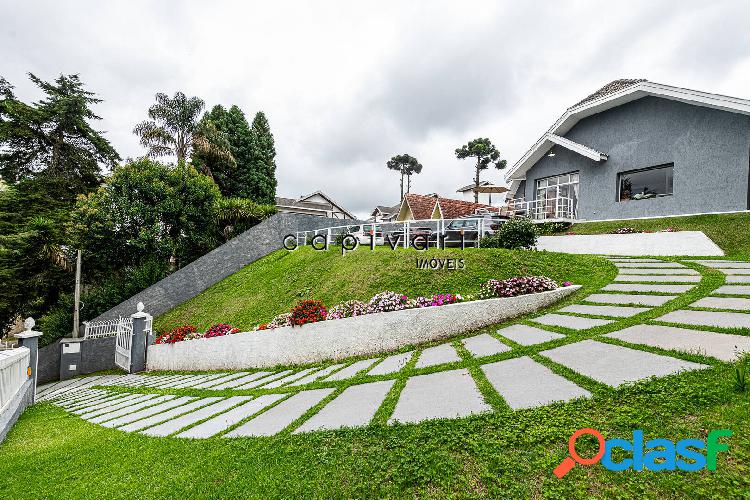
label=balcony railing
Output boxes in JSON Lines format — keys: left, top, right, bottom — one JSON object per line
{"left": 506, "top": 197, "right": 577, "bottom": 220}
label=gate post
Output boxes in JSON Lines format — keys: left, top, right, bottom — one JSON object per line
{"left": 15, "top": 317, "right": 43, "bottom": 403}
{"left": 129, "top": 302, "right": 148, "bottom": 373}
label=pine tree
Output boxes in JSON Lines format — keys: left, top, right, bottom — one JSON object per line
{"left": 248, "top": 111, "right": 277, "bottom": 204}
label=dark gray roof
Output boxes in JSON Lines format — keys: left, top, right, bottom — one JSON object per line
{"left": 372, "top": 204, "right": 400, "bottom": 215}
{"left": 572, "top": 79, "right": 647, "bottom": 108}
{"left": 275, "top": 196, "right": 332, "bottom": 211}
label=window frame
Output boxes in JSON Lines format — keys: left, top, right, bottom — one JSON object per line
{"left": 617, "top": 163, "right": 674, "bottom": 202}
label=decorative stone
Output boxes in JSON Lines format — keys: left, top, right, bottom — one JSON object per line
{"left": 605, "top": 324, "right": 750, "bottom": 362}
{"left": 388, "top": 369, "right": 490, "bottom": 424}
{"left": 602, "top": 284, "right": 694, "bottom": 293}
{"left": 496, "top": 324, "right": 565, "bottom": 346}
{"left": 461, "top": 334, "right": 510, "bottom": 358}
{"left": 225, "top": 389, "right": 335, "bottom": 437}
{"left": 583, "top": 293, "right": 676, "bottom": 306}
{"left": 414, "top": 344, "right": 461, "bottom": 368}
{"left": 294, "top": 381, "right": 395, "bottom": 432}
{"left": 558, "top": 304, "right": 650, "bottom": 318}
{"left": 481, "top": 357, "right": 590, "bottom": 409}
{"left": 655, "top": 310, "right": 750, "bottom": 329}
{"left": 539, "top": 340, "right": 708, "bottom": 387}
{"left": 531, "top": 314, "right": 614, "bottom": 330}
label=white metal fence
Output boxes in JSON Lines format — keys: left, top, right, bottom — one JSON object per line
{"left": 506, "top": 197, "right": 577, "bottom": 220}
{"left": 84, "top": 315, "right": 152, "bottom": 339}
{"left": 0, "top": 347, "right": 29, "bottom": 413}
{"left": 114, "top": 318, "right": 134, "bottom": 372}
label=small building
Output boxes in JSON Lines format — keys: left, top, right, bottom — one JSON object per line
{"left": 275, "top": 191, "right": 355, "bottom": 219}
{"left": 395, "top": 193, "right": 496, "bottom": 221}
{"left": 505, "top": 79, "right": 750, "bottom": 221}
{"left": 369, "top": 204, "right": 401, "bottom": 222}
{"left": 456, "top": 181, "right": 509, "bottom": 206}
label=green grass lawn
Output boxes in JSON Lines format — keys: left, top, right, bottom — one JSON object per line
{"left": 554, "top": 212, "right": 750, "bottom": 259}
{"left": 155, "top": 246, "right": 614, "bottom": 333}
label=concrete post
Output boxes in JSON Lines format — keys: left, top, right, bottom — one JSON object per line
{"left": 14, "top": 317, "right": 43, "bottom": 403}
{"left": 130, "top": 302, "right": 148, "bottom": 373}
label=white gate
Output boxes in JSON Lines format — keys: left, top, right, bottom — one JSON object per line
{"left": 114, "top": 317, "right": 133, "bottom": 372}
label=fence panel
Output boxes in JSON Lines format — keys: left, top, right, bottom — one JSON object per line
{"left": 0, "top": 347, "right": 30, "bottom": 413}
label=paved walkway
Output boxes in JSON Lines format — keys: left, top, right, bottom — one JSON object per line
{"left": 37, "top": 256, "right": 750, "bottom": 438}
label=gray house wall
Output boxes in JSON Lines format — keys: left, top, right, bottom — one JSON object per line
{"left": 518, "top": 96, "right": 750, "bottom": 220}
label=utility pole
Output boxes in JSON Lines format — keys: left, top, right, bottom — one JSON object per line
{"left": 72, "top": 250, "right": 82, "bottom": 338}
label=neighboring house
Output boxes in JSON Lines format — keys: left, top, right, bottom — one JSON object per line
{"left": 505, "top": 79, "right": 750, "bottom": 221}
{"left": 395, "top": 193, "right": 496, "bottom": 221}
{"left": 456, "top": 181, "right": 508, "bottom": 206}
{"left": 275, "top": 191, "right": 355, "bottom": 219}
{"left": 369, "top": 204, "right": 400, "bottom": 222}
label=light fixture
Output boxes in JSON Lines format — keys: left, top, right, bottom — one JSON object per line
{"left": 547, "top": 149, "right": 556, "bottom": 157}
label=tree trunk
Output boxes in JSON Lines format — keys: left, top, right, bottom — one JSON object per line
{"left": 400, "top": 171, "right": 404, "bottom": 201}
{"left": 474, "top": 161, "right": 481, "bottom": 203}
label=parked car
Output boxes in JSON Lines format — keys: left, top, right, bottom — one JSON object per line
{"left": 345, "top": 224, "right": 385, "bottom": 245}
{"left": 387, "top": 226, "right": 434, "bottom": 246}
{"left": 441, "top": 214, "right": 507, "bottom": 247}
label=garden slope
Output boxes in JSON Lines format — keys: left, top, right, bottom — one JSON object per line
{"left": 155, "top": 247, "right": 615, "bottom": 333}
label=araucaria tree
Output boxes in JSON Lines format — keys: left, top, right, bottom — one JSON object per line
{"left": 454, "top": 138, "right": 507, "bottom": 202}
{"left": 386, "top": 154, "right": 423, "bottom": 201}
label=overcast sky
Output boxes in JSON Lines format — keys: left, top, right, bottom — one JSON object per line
{"left": 2, "top": 0, "right": 749, "bottom": 217}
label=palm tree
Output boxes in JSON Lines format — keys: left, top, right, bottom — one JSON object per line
{"left": 133, "top": 92, "right": 206, "bottom": 163}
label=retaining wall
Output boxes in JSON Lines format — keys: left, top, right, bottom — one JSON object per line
{"left": 0, "top": 379, "right": 33, "bottom": 444}
{"left": 536, "top": 231, "right": 723, "bottom": 256}
{"left": 37, "top": 336, "right": 118, "bottom": 384}
{"left": 147, "top": 286, "right": 580, "bottom": 370}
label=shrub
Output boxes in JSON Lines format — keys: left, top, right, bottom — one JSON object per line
{"left": 327, "top": 300, "right": 368, "bottom": 320}
{"left": 535, "top": 221, "right": 572, "bottom": 235}
{"left": 611, "top": 227, "right": 639, "bottom": 234}
{"left": 155, "top": 325, "right": 198, "bottom": 344}
{"left": 478, "top": 276, "right": 558, "bottom": 299}
{"left": 367, "top": 291, "right": 410, "bottom": 314}
{"left": 481, "top": 218, "right": 537, "bottom": 249}
{"left": 412, "top": 293, "right": 463, "bottom": 308}
{"left": 204, "top": 323, "right": 240, "bottom": 338}
{"left": 290, "top": 300, "right": 327, "bottom": 326}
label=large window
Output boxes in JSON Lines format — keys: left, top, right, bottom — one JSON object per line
{"left": 534, "top": 172, "right": 579, "bottom": 219}
{"left": 618, "top": 164, "right": 673, "bottom": 201}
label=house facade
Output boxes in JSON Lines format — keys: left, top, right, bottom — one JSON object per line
{"left": 505, "top": 79, "right": 750, "bottom": 221}
{"left": 395, "top": 193, "right": 496, "bottom": 221}
{"left": 275, "top": 191, "right": 355, "bottom": 219}
{"left": 369, "top": 204, "right": 400, "bottom": 222}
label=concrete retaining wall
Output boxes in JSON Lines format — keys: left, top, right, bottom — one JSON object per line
{"left": 147, "top": 286, "right": 580, "bottom": 370}
{"left": 0, "top": 378, "right": 33, "bottom": 444}
{"left": 90, "top": 213, "right": 362, "bottom": 322}
{"left": 537, "top": 231, "right": 723, "bottom": 256}
{"left": 37, "top": 336, "right": 118, "bottom": 384}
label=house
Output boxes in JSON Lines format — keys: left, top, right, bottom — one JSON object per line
{"left": 505, "top": 79, "right": 750, "bottom": 221}
{"left": 394, "top": 193, "right": 496, "bottom": 221}
{"left": 456, "top": 181, "right": 509, "bottom": 206}
{"left": 369, "top": 203, "right": 401, "bottom": 222}
{"left": 275, "top": 191, "right": 355, "bottom": 219}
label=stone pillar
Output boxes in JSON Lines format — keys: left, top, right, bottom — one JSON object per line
{"left": 14, "top": 317, "right": 43, "bottom": 403}
{"left": 129, "top": 302, "right": 148, "bottom": 373}
{"left": 59, "top": 337, "right": 85, "bottom": 381}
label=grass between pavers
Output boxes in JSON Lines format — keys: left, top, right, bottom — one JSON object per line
{"left": 3, "top": 259, "right": 750, "bottom": 497}
{"left": 551, "top": 212, "right": 750, "bottom": 259}
{"left": 155, "top": 246, "right": 614, "bottom": 333}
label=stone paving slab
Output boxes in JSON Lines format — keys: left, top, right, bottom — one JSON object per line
{"left": 234, "top": 370, "right": 292, "bottom": 389}
{"left": 496, "top": 324, "right": 565, "bottom": 345}
{"left": 539, "top": 339, "right": 708, "bottom": 387}
{"left": 713, "top": 285, "right": 750, "bottom": 295}
{"left": 367, "top": 352, "right": 413, "bottom": 376}
{"left": 294, "top": 381, "right": 395, "bottom": 432}
{"left": 227, "top": 389, "right": 335, "bottom": 437}
{"left": 260, "top": 368, "right": 321, "bottom": 389}
{"left": 481, "top": 357, "right": 591, "bottom": 409}
{"left": 559, "top": 304, "right": 650, "bottom": 318}
{"left": 725, "top": 275, "right": 750, "bottom": 283}
{"left": 119, "top": 397, "right": 223, "bottom": 432}
{"left": 461, "top": 334, "right": 511, "bottom": 357}
{"left": 88, "top": 395, "right": 176, "bottom": 424}
{"left": 192, "top": 372, "right": 252, "bottom": 389}
{"left": 389, "top": 369, "right": 490, "bottom": 424}
{"left": 656, "top": 309, "right": 750, "bottom": 329}
{"left": 209, "top": 371, "right": 273, "bottom": 389}
{"left": 602, "top": 284, "right": 695, "bottom": 293}
{"left": 75, "top": 394, "right": 155, "bottom": 416}
{"left": 614, "top": 274, "right": 701, "bottom": 283}
{"left": 531, "top": 313, "right": 615, "bottom": 330}
{"left": 323, "top": 359, "right": 378, "bottom": 381}
{"left": 156, "top": 375, "right": 210, "bottom": 389}
{"left": 178, "top": 394, "right": 287, "bottom": 438}
{"left": 289, "top": 364, "right": 345, "bottom": 386}
{"left": 40, "top": 376, "right": 106, "bottom": 400}
{"left": 615, "top": 262, "right": 686, "bottom": 268}
{"left": 141, "top": 396, "right": 253, "bottom": 436}
{"left": 617, "top": 268, "right": 699, "bottom": 275}
{"left": 605, "top": 324, "right": 750, "bottom": 362}
{"left": 718, "top": 268, "right": 750, "bottom": 275}
{"left": 58, "top": 390, "right": 106, "bottom": 408}
{"left": 169, "top": 374, "right": 227, "bottom": 389}
{"left": 38, "top": 378, "right": 95, "bottom": 398}
{"left": 583, "top": 293, "right": 677, "bottom": 306}
{"left": 415, "top": 344, "right": 461, "bottom": 368}
{"left": 101, "top": 396, "right": 198, "bottom": 428}
{"left": 691, "top": 297, "right": 750, "bottom": 310}
{"left": 694, "top": 261, "right": 750, "bottom": 269}
{"left": 608, "top": 258, "right": 665, "bottom": 263}
{"left": 141, "top": 375, "right": 188, "bottom": 388}
{"left": 65, "top": 393, "right": 128, "bottom": 411}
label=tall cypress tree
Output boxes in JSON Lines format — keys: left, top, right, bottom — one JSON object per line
{"left": 248, "top": 111, "right": 277, "bottom": 204}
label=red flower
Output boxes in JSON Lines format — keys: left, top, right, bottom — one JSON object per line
{"left": 289, "top": 300, "right": 328, "bottom": 327}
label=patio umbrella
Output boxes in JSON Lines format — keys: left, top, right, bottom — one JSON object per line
{"left": 471, "top": 184, "right": 508, "bottom": 204}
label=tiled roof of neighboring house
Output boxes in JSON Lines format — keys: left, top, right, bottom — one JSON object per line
{"left": 404, "top": 193, "right": 438, "bottom": 220}
{"left": 572, "top": 79, "right": 646, "bottom": 108}
{"left": 456, "top": 180, "right": 492, "bottom": 192}
{"left": 438, "top": 198, "right": 497, "bottom": 219}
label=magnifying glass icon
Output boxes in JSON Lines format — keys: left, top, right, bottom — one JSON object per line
{"left": 553, "top": 428, "right": 606, "bottom": 478}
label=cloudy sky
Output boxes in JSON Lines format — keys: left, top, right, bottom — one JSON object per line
{"left": 2, "top": 0, "right": 749, "bottom": 217}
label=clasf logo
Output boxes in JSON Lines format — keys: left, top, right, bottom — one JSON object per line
{"left": 553, "top": 428, "right": 732, "bottom": 478}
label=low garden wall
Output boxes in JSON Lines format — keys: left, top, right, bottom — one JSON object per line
{"left": 146, "top": 285, "right": 580, "bottom": 370}
{"left": 537, "top": 231, "right": 723, "bottom": 256}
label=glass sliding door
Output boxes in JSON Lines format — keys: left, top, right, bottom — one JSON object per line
{"left": 534, "top": 172, "right": 579, "bottom": 219}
